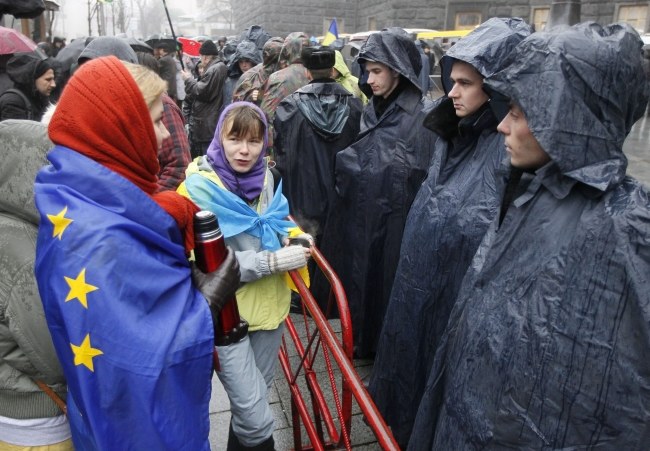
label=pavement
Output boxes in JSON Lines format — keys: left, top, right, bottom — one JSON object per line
{"left": 208, "top": 113, "right": 650, "bottom": 451}
{"left": 623, "top": 112, "right": 650, "bottom": 186}
{"left": 208, "top": 314, "right": 378, "bottom": 450}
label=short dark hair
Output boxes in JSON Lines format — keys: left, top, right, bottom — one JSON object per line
{"left": 309, "top": 68, "right": 331, "bottom": 79}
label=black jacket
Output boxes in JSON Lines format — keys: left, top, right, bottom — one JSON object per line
{"left": 185, "top": 58, "right": 227, "bottom": 143}
{"left": 409, "top": 22, "right": 650, "bottom": 451}
{"left": 368, "top": 18, "right": 532, "bottom": 448}
{"left": 0, "top": 53, "right": 49, "bottom": 121}
{"left": 316, "top": 30, "right": 437, "bottom": 358}
{"left": 273, "top": 80, "right": 362, "bottom": 237}
{"left": 223, "top": 41, "right": 262, "bottom": 106}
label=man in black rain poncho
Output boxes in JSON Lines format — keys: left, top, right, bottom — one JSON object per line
{"left": 274, "top": 46, "right": 363, "bottom": 243}
{"left": 408, "top": 22, "right": 650, "bottom": 450}
{"left": 317, "top": 29, "right": 437, "bottom": 358}
{"left": 367, "top": 17, "right": 532, "bottom": 448}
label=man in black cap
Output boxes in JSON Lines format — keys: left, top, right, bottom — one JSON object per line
{"left": 181, "top": 39, "right": 227, "bottom": 159}
{"left": 150, "top": 38, "right": 183, "bottom": 107}
{"left": 0, "top": 52, "right": 55, "bottom": 121}
{"left": 52, "top": 36, "right": 66, "bottom": 58}
{"left": 274, "top": 46, "right": 362, "bottom": 247}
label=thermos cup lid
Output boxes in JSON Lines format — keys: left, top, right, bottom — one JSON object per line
{"left": 194, "top": 210, "right": 220, "bottom": 234}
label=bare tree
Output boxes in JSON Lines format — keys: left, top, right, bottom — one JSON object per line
{"left": 114, "top": 0, "right": 130, "bottom": 34}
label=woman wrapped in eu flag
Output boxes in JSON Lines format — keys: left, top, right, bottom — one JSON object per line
{"left": 33, "top": 55, "right": 240, "bottom": 450}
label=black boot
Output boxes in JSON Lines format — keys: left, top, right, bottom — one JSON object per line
{"left": 245, "top": 436, "right": 275, "bottom": 451}
{"left": 227, "top": 423, "right": 275, "bottom": 451}
{"left": 226, "top": 423, "right": 239, "bottom": 451}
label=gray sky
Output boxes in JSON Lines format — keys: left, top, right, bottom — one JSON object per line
{"left": 53, "top": 0, "right": 196, "bottom": 39}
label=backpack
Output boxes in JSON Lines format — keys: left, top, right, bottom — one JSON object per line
{"left": 0, "top": 88, "right": 34, "bottom": 120}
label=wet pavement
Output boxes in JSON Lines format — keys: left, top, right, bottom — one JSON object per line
{"left": 208, "top": 113, "right": 649, "bottom": 451}
{"left": 623, "top": 113, "right": 650, "bottom": 186}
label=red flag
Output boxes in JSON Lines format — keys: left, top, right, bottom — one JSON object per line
{"left": 177, "top": 37, "right": 202, "bottom": 57}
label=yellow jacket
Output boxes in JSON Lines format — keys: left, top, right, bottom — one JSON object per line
{"left": 178, "top": 157, "right": 290, "bottom": 331}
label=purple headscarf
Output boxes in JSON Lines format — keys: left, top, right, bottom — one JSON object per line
{"left": 206, "top": 101, "right": 269, "bottom": 201}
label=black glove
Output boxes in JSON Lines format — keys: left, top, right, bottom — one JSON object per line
{"left": 191, "top": 247, "right": 241, "bottom": 322}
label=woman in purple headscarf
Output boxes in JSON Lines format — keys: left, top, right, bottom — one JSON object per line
{"left": 178, "top": 101, "right": 312, "bottom": 450}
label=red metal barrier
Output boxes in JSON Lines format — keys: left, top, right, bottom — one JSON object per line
{"left": 279, "top": 244, "right": 400, "bottom": 450}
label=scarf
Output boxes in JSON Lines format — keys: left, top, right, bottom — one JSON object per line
{"left": 48, "top": 56, "right": 199, "bottom": 251}
{"left": 185, "top": 172, "right": 295, "bottom": 250}
{"left": 205, "top": 101, "right": 268, "bottom": 202}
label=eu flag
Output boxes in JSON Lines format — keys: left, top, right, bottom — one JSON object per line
{"left": 35, "top": 146, "right": 214, "bottom": 450}
{"left": 321, "top": 18, "right": 339, "bottom": 46}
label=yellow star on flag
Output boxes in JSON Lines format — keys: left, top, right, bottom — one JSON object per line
{"left": 64, "top": 268, "right": 99, "bottom": 308}
{"left": 71, "top": 334, "right": 103, "bottom": 371}
{"left": 47, "top": 206, "right": 73, "bottom": 240}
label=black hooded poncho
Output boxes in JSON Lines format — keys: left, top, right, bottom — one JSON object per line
{"left": 223, "top": 40, "right": 263, "bottom": 107}
{"left": 409, "top": 22, "right": 650, "bottom": 450}
{"left": 273, "top": 80, "right": 363, "bottom": 239}
{"left": 316, "top": 29, "right": 437, "bottom": 358}
{"left": 367, "top": 18, "right": 532, "bottom": 448}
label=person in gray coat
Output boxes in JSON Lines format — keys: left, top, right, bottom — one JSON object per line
{"left": 0, "top": 120, "right": 72, "bottom": 449}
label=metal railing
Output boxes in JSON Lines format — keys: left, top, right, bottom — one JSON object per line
{"left": 279, "top": 245, "right": 400, "bottom": 450}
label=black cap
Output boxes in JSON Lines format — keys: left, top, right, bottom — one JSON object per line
{"left": 200, "top": 39, "right": 219, "bottom": 56}
{"left": 301, "top": 46, "right": 335, "bottom": 70}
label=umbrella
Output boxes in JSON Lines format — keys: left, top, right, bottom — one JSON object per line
{"left": 121, "top": 36, "right": 153, "bottom": 54}
{"left": 145, "top": 34, "right": 177, "bottom": 52}
{"left": 0, "top": 26, "right": 37, "bottom": 55}
{"left": 177, "top": 37, "right": 201, "bottom": 57}
{"left": 55, "top": 37, "right": 90, "bottom": 74}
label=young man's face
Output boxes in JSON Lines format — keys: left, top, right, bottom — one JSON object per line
{"left": 154, "top": 47, "right": 169, "bottom": 59}
{"left": 365, "top": 61, "right": 400, "bottom": 99}
{"left": 497, "top": 103, "right": 551, "bottom": 170}
{"left": 238, "top": 59, "right": 254, "bottom": 73}
{"left": 35, "top": 68, "right": 56, "bottom": 97}
{"left": 448, "top": 61, "right": 488, "bottom": 118}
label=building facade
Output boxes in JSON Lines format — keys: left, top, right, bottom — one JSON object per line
{"left": 231, "top": 0, "right": 649, "bottom": 39}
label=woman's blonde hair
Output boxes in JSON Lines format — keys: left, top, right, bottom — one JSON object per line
{"left": 122, "top": 61, "right": 167, "bottom": 109}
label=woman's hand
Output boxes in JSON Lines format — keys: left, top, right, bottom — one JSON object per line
{"left": 267, "top": 245, "right": 310, "bottom": 273}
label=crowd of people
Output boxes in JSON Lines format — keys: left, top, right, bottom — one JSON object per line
{"left": 1, "top": 16, "right": 649, "bottom": 451}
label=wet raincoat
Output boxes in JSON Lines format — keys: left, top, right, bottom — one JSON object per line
{"left": 233, "top": 37, "right": 283, "bottom": 104}
{"left": 0, "top": 52, "right": 51, "bottom": 121}
{"left": 317, "top": 30, "right": 437, "bottom": 357}
{"left": 273, "top": 79, "right": 363, "bottom": 238}
{"left": 409, "top": 22, "right": 650, "bottom": 450}
{"left": 333, "top": 50, "right": 367, "bottom": 105}
{"left": 224, "top": 41, "right": 262, "bottom": 106}
{"left": 259, "top": 32, "right": 310, "bottom": 151}
{"left": 238, "top": 25, "right": 271, "bottom": 57}
{"left": 368, "top": 18, "right": 532, "bottom": 448}
{"left": 259, "top": 32, "right": 310, "bottom": 122}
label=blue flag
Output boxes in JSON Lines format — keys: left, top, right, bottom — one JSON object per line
{"left": 322, "top": 18, "right": 339, "bottom": 46}
{"left": 34, "top": 146, "right": 214, "bottom": 450}
{"left": 185, "top": 172, "right": 295, "bottom": 251}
